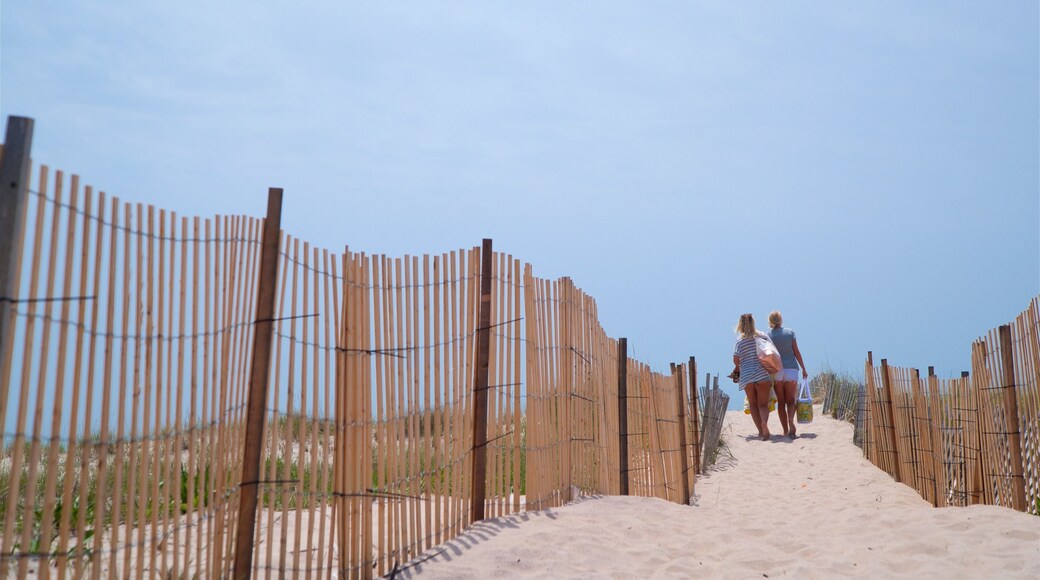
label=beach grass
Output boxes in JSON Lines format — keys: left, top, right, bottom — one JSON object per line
{"left": 0, "top": 411, "right": 531, "bottom": 559}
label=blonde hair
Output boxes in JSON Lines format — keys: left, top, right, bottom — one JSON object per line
{"left": 735, "top": 313, "right": 757, "bottom": 339}
{"left": 768, "top": 310, "right": 783, "bottom": 329}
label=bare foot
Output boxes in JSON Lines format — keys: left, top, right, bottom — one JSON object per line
{"left": 790, "top": 427, "right": 797, "bottom": 439}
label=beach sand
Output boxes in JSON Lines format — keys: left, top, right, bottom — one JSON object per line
{"left": 397, "top": 408, "right": 1040, "bottom": 579}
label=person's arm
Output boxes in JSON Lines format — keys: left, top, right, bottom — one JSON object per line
{"left": 732, "top": 354, "right": 740, "bottom": 373}
{"left": 792, "top": 338, "right": 808, "bottom": 379}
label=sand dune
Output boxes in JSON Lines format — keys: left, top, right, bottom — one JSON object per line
{"left": 397, "top": 407, "right": 1040, "bottom": 579}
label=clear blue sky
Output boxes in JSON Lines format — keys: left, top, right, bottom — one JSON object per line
{"left": 2, "top": 2, "right": 1037, "bottom": 404}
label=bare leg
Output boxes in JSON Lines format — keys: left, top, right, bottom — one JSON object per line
{"left": 782, "top": 381, "right": 799, "bottom": 437}
{"left": 757, "top": 402, "right": 771, "bottom": 440}
{"left": 776, "top": 384, "right": 790, "bottom": 436}
{"left": 751, "top": 382, "right": 772, "bottom": 440}
{"left": 746, "top": 387, "right": 765, "bottom": 437}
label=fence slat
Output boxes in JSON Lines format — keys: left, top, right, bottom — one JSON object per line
{"left": 54, "top": 175, "right": 84, "bottom": 579}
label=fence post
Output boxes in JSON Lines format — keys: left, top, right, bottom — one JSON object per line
{"left": 617, "top": 337, "right": 629, "bottom": 495}
{"left": 672, "top": 363, "right": 690, "bottom": 505}
{"left": 470, "top": 238, "right": 493, "bottom": 521}
{"left": 233, "top": 188, "right": 283, "bottom": 579}
{"left": 0, "top": 116, "right": 34, "bottom": 439}
{"left": 998, "top": 324, "right": 1027, "bottom": 511}
{"left": 702, "top": 372, "right": 711, "bottom": 443}
{"left": 880, "top": 358, "right": 902, "bottom": 483}
{"left": 926, "top": 368, "right": 944, "bottom": 506}
{"left": 688, "top": 356, "right": 700, "bottom": 475}
{"left": 559, "top": 277, "right": 574, "bottom": 500}
{"left": 864, "top": 352, "right": 874, "bottom": 462}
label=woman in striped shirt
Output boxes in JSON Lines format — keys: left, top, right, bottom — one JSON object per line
{"left": 733, "top": 313, "right": 773, "bottom": 440}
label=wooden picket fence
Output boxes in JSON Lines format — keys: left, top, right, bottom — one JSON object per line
{"left": 697, "top": 377, "right": 730, "bottom": 471}
{"left": 816, "top": 374, "right": 867, "bottom": 448}
{"left": 0, "top": 117, "right": 707, "bottom": 578}
{"left": 862, "top": 295, "right": 1040, "bottom": 514}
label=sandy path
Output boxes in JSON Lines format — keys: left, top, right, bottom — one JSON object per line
{"left": 396, "top": 408, "right": 1040, "bottom": 579}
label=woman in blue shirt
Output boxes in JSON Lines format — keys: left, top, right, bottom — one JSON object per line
{"left": 733, "top": 313, "right": 773, "bottom": 440}
{"left": 768, "top": 310, "right": 808, "bottom": 438}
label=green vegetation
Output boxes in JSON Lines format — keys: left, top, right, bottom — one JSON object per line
{"left": 811, "top": 366, "right": 864, "bottom": 423}
{"left": 1, "top": 410, "right": 533, "bottom": 563}
{"left": 703, "top": 433, "right": 731, "bottom": 468}
{"left": 0, "top": 434, "right": 232, "bottom": 560}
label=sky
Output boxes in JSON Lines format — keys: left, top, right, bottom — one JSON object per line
{"left": 2, "top": 1, "right": 1037, "bottom": 406}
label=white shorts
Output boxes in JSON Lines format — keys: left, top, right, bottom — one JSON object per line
{"left": 773, "top": 369, "right": 799, "bottom": 382}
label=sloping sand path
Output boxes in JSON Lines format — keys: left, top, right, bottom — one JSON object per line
{"left": 397, "top": 408, "right": 1040, "bottom": 578}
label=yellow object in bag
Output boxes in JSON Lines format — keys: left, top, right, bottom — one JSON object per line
{"left": 796, "top": 400, "right": 813, "bottom": 423}
{"left": 796, "top": 379, "right": 813, "bottom": 424}
{"left": 743, "top": 388, "right": 778, "bottom": 414}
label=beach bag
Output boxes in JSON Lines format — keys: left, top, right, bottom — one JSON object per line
{"left": 796, "top": 379, "right": 813, "bottom": 424}
{"left": 754, "top": 333, "right": 783, "bottom": 374}
{"left": 743, "top": 389, "right": 778, "bottom": 415}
